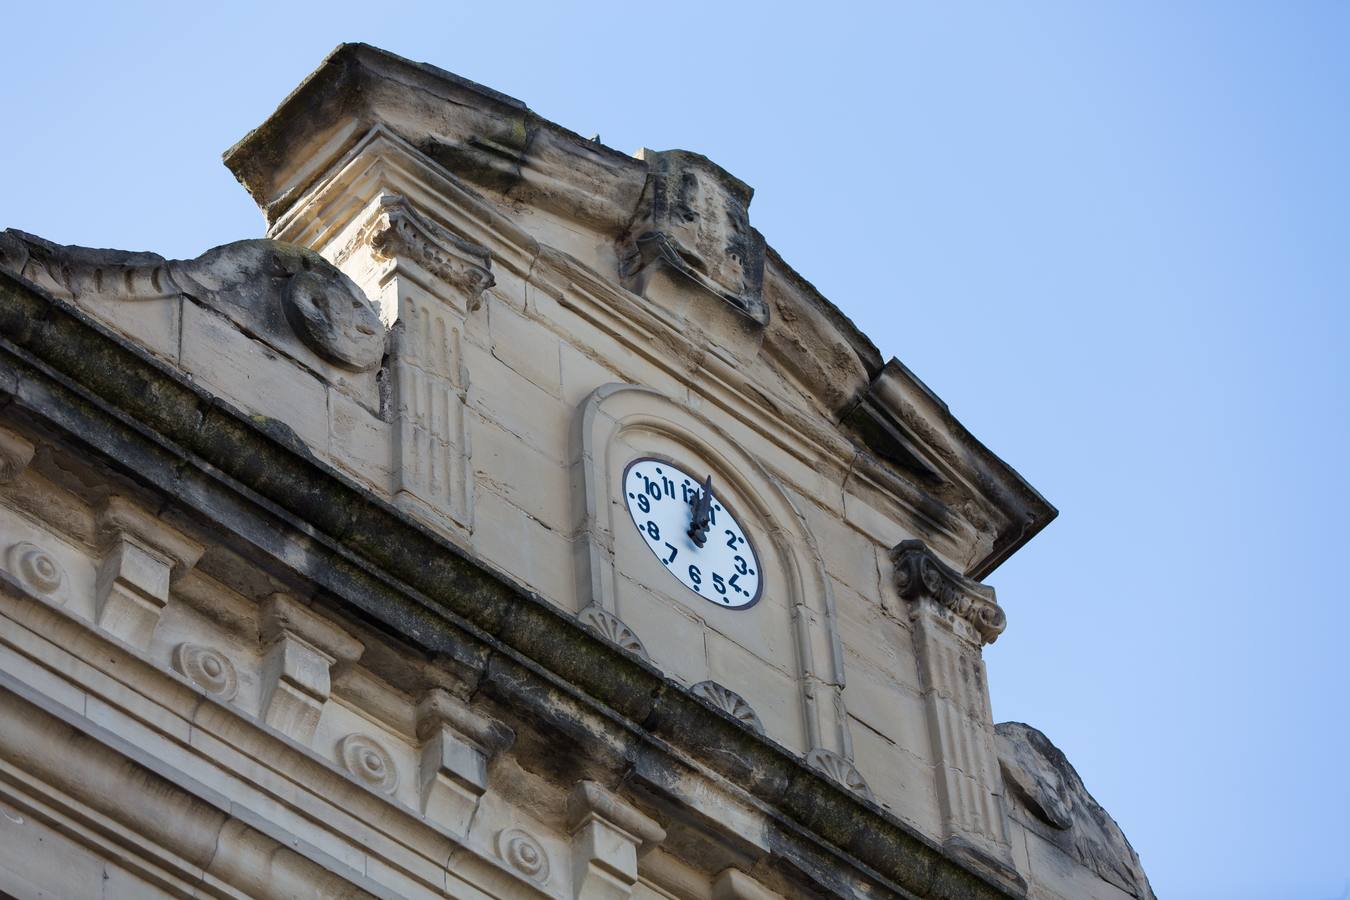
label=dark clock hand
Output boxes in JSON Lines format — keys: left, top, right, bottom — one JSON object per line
{"left": 688, "top": 475, "right": 713, "bottom": 547}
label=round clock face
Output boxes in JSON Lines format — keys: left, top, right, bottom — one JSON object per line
{"left": 622, "top": 457, "right": 763, "bottom": 609}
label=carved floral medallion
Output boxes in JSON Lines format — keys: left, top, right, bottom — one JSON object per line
{"left": 172, "top": 643, "right": 239, "bottom": 701}
{"left": 336, "top": 734, "right": 399, "bottom": 795}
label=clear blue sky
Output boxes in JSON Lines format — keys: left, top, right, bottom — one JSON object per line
{"left": 3, "top": 3, "right": 1347, "bottom": 897}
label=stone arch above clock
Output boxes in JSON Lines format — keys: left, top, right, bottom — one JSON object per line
{"left": 571, "top": 383, "right": 852, "bottom": 759}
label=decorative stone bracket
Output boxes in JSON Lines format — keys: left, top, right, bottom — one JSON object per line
{"left": 567, "top": 781, "right": 665, "bottom": 900}
{"left": 93, "top": 497, "right": 204, "bottom": 651}
{"left": 890, "top": 540, "right": 1023, "bottom": 893}
{"left": 259, "top": 594, "right": 364, "bottom": 744}
{"left": 355, "top": 193, "right": 495, "bottom": 313}
{"left": 416, "top": 688, "right": 514, "bottom": 835}
{"left": 891, "top": 539, "right": 1007, "bottom": 646}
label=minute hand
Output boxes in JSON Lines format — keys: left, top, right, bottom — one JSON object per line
{"left": 688, "top": 475, "right": 714, "bottom": 547}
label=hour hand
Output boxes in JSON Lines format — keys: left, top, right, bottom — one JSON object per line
{"left": 688, "top": 475, "right": 713, "bottom": 547}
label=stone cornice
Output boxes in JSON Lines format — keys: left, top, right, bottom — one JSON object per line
{"left": 891, "top": 540, "right": 1008, "bottom": 645}
{"left": 852, "top": 361, "right": 1057, "bottom": 579}
{"left": 0, "top": 270, "right": 1021, "bottom": 899}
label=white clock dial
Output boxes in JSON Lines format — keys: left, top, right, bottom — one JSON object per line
{"left": 622, "top": 458, "right": 763, "bottom": 609}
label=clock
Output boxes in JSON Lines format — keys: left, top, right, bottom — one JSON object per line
{"left": 622, "top": 457, "right": 763, "bottom": 609}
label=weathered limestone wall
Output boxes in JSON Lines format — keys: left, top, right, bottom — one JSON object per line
{"left": 0, "top": 42, "right": 1151, "bottom": 900}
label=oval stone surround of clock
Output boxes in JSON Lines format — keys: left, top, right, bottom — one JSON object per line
{"left": 622, "top": 457, "right": 763, "bottom": 609}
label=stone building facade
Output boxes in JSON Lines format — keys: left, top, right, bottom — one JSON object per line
{"left": 0, "top": 44, "right": 1152, "bottom": 900}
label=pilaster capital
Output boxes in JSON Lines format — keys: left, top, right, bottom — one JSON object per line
{"left": 355, "top": 193, "right": 494, "bottom": 309}
{"left": 891, "top": 540, "right": 1006, "bottom": 645}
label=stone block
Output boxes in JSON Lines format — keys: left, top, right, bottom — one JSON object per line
{"left": 472, "top": 487, "right": 577, "bottom": 610}
{"left": 795, "top": 497, "right": 882, "bottom": 601}
{"left": 76, "top": 294, "right": 182, "bottom": 365}
{"left": 95, "top": 534, "right": 174, "bottom": 650}
{"left": 849, "top": 716, "right": 941, "bottom": 837}
{"left": 470, "top": 410, "right": 572, "bottom": 534}
{"left": 463, "top": 341, "right": 571, "bottom": 466}
{"left": 259, "top": 636, "right": 331, "bottom": 743}
{"left": 328, "top": 387, "right": 392, "bottom": 492}
{"left": 0, "top": 424, "right": 35, "bottom": 483}
{"left": 840, "top": 662, "right": 927, "bottom": 750}
{"left": 705, "top": 630, "right": 804, "bottom": 751}
{"left": 612, "top": 577, "right": 708, "bottom": 685}
{"left": 1021, "top": 827, "right": 1139, "bottom": 900}
{"left": 560, "top": 342, "right": 619, "bottom": 408}
{"left": 833, "top": 576, "right": 914, "bottom": 676}
{"left": 181, "top": 300, "right": 330, "bottom": 453}
{"left": 842, "top": 489, "right": 923, "bottom": 555}
{"left": 488, "top": 300, "right": 562, "bottom": 398}
{"left": 414, "top": 690, "right": 511, "bottom": 837}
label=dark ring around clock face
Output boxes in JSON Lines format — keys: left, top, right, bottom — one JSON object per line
{"left": 621, "top": 456, "right": 764, "bottom": 610}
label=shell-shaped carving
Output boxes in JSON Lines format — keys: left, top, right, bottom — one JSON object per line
{"left": 496, "top": 827, "right": 550, "bottom": 885}
{"left": 577, "top": 605, "right": 650, "bottom": 661}
{"left": 172, "top": 643, "right": 239, "bottom": 701}
{"left": 336, "top": 734, "right": 399, "bottom": 795}
{"left": 691, "top": 681, "right": 764, "bottom": 735}
{"left": 6, "top": 542, "right": 65, "bottom": 597}
{"left": 806, "top": 748, "right": 874, "bottom": 802}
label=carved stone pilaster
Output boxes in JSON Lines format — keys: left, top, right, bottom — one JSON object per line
{"left": 567, "top": 781, "right": 665, "bottom": 900}
{"left": 350, "top": 195, "right": 493, "bottom": 531}
{"left": 619, "top": 150, "right": 768, "bottom": 326}
{"left": 415, "top": 688, "right": 513, "bottom": 835}
{"left": 890, "top": 540, "right": 1023, "bottom": 893}
{"left": 93, "top": 497, "right": 203, "bottom": 650}
{"left": 258, "top": 594, "right": 363, "bottom": 743}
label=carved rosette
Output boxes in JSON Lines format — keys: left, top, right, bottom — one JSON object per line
{"left": 891, "top": 540, "right": 1007, "bottom": 645}
{"left": 496, "top": 827, "right": 550, "bottom": 886}
{"left": 806, "top": 748, "right": 874, "bottom": 803}
{"left": 336, "top": 734, "right": 399, "bottom": 795}
{"left": 361, "top": 195, "right": 494, "bottom": 309}
{"left": 172, "top": 643, "right": 239, "bottom": 701}
{"left": 577, "top": 605, "right": 650, "bottom": 661}
{"left": 691, "top": 681, "right": 764, "bottom": 735}
{"left": 5, "top": 542, "right": 65, "bottom": 598}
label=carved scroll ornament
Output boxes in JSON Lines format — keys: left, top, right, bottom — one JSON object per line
{"left": 891, "top": 540, "right": 1007, "bottom": 644}
{"left": 357, "top": 194, "right": 495, "bottom": 309}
